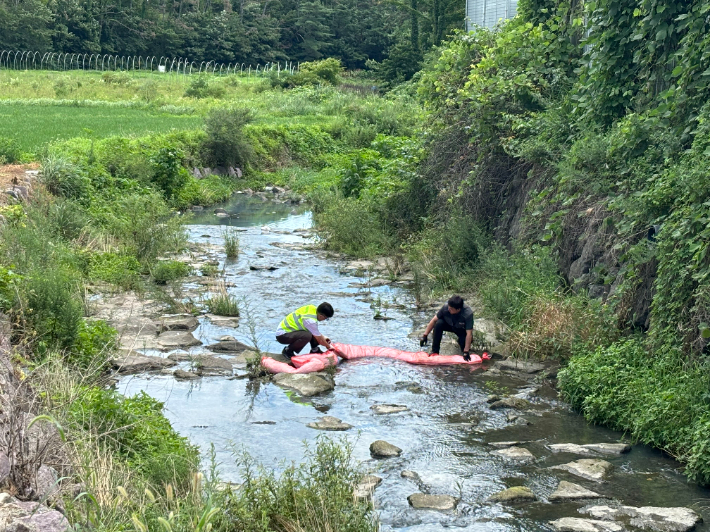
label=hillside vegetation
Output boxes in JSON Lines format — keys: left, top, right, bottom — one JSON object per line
{"left": 314, "top": 0, "right": 710, "bottom": 482}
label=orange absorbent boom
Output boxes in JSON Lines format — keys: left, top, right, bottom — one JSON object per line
{"left": 260, "top": 342, "right": 491, "bottom": 374}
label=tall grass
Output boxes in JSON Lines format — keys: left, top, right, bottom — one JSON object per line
{"left": 224, "top": 228, "right": 239, "bottom": 258}
{"left": 205, "top": 283, "right": 240, "bottom": 316}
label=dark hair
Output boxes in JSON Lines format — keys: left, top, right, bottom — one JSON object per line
{"left": 448, "top": 295, "right": 464, "bottom": 310}
{"left": 317, "top": 302, "right": 334, "bottom": 318}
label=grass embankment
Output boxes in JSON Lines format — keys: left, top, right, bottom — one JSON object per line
{"left": 0, "top": 61, "right": 412, "bottom": 530}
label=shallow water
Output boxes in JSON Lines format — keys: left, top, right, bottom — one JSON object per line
{"left": 120, "top": 195, "right": 710, "bottom": 531}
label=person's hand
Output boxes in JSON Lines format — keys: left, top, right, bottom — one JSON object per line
{"left": 463, "top": 351, "right": 471, "bottom": 362}
{"left": 420, "top": 334, "right": 428, "bottom": 347}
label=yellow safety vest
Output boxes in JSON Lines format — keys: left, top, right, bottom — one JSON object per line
{"left": 279, "top": 305, "right": 318, "bottom": 333}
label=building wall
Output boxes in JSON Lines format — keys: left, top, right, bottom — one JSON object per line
{"left": 466, "top": 0, "right": 518, "bottom": 30}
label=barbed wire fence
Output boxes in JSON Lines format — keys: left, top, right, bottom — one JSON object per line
{"left": 0, "top": 51, "right": 298, "bottom": 79}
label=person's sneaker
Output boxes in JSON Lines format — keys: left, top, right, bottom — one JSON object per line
{"left": 309, "top": 347, "right": 324, "bottom": 354}
{"left": 282, "top": 346, "right": 295, "bottom": 359}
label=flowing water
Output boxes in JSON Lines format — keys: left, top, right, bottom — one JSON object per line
{"left": 119, "top": 195, "right": 710, "bottom": 531}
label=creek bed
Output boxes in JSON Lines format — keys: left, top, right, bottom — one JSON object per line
{"left": 119, "top": 195, "right": 710, "bottom": 531}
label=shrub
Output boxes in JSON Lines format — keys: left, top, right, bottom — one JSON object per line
{"left": 69, "top": 388, "right": 199, "bottom": 487}
{"left": 21, "top": 268, "right": 83, "bottom": 353}
{"left": 137, "top": 79, "right": 159, "bottom": 102}
{"left": 0, "top": 136, "right": 22, "bottom": 163}
{"left": 71, "top": 319, "right": 118, "bottom": 369}
{"left": 184, "top": 76, "right": 225, "bottom": 99}
{"left": 202, "top": 108, "right": 254, "bottom": 168}
{"left": 46, "top": 199, "right": 89, "bottom": 241}
{"left": 173, "top": 175, "right": 237, "bottom": 209}
{"left": 101, "top": 71, "right": 134, "bottom": 86}
{"left": 151, "top": 260, "right": 191, "bottom": 284}
{"left": 40, "top": 155, "right": 91, "bottom": 200}
{"left": 299, "top": 58, "right": 343, "bottom": 85}
{"left": 89, "top": 252, "right": 141, "bottom": 289}
{"left": 53, "top": 76, "right": 71, "bottom": 97}
{"left": 96, "top": 192, "right": 187, "bottom": 262}
{"left": 226, "top": 436, "right": 375, "bottom": 532}
{"left": 151, "top": 147, "right": 189, "bottom": 199}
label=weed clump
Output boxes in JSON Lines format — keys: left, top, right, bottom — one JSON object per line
{"left": 40, "top": 155, "right": 91, "bottom": 200}
{"left": 184, "top": 76, "right": 225, "bottom": 99}
{"left": 0, "top": 136, "right": 22, "bottom": 163}
{"left": 151, "top": 260, "right": 191, "bottom": 284}
{"left": 224, "top": 229, "right": 239, "bottom": 258}
{"left": 205, "top": 290, "right": 240, "bottom": 317}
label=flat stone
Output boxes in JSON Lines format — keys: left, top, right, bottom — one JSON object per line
{"left": 9, "top": 501, "right": 71, "bottom": 532}
{"left": 207, "top": 338, "right": 252, "bottom": 353}
{"left": 354, "top": 475, "right": 382, "bottom": 501}
{"left": 193, "top": 355, "right": 233, "bottom": 376}
{"left": 249, "top": 265, "right": 279, "bottom": 271}
{"left": 205, "top": 314, "right": 240, "bottom": 328}
{"left": 488, "top": 441, "right": 525, "bottom": 448}
{"left": 370, "top": 440, "right": 402, "bottom": 458}
{"left": 112, "top": 317, "right": 159, "bottom": 337}
{"left": 173, "top": 369, "right": 200, "bottom": 380}
{"left": 371, "top": 404, "right": 408, "bottom": 414}
{"left": 584, "top": 505, "right": 702, "bottom": 532}
{"left": 491, "top": 446, "right": 535, "bottom": 462}
{"left": 157, "top": 330, "right": 201, "bottom": 348}
{"left": 31, "top": 465, "right": 59, "bottom": 501}
{"left": 551, "top": 459, "right": 612, "bottom": 482}
{"left": 272, "top": 372, "right": 334, "bottom": 397}
{"left": 488, "top": 486, "right": 537, "bottom": 503}
{"left": 307, "top": 416, "right": 352, "bottom": 431}
{"left": 549, "top": 481, "right": 604, "bottom": 502}
{"left": 489, "top": 397, "right": 532, "bottom": 410}
{"left": 407, "top": 493, "right": 458, "bottom": 511}
{"left": 549, "top": 518, "right": 623, "bottom": 532}
{"left": 549, "top": 443, "right": 631, "bottom": 457}
{"left": 111, "top": 354, "right": 177, "bottom": 374}
{"left": 167, "top": 352, "right": 194, "bottom": 361}
{"left": 497, "top": 358, "right": 545, "bottom": 373}
{"left": 156, "top": 314, "right": 199, "bottom": 332}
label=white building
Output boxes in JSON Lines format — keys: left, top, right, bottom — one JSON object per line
{"left": 465, "top": 0, "right": 518, "bottom": 30}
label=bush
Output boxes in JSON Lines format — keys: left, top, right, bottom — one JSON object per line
{"left": 101, "top": 71, "right": 135, "bottom": 86}
{"left": 270, "top": 58, "right": 343, "bottom": 89}
{"left": 71, "top": 319, "right": 118, "bottom": 369}
{"left": 299, "top": 58, "right": 343, "bottom": 85}
{"left": 173, "top": 175, "right": 236, "bottom": 209}
{"left": 0, "top": 136, "right": 22, "bottom": 163}
{"left": 226, "top": 436, "right": 375, "bottom": 532}
{"left": 151, "top": 260, "right": 191, "bottom": 284}
{"left": 69, "top": 388, "right": 198, "bottom": 487}
{"left": 559, "top": 339, "right": 710, "bottom": 483}
{"left": 89, "top": 252, "right": 141, "bottom": 289}
{"left": 313, "top": 193, "right": 393, "bottom": 257}
{"left": 184, "top": 76, "right": 225, "bottom": 99}
{"left": 202, "top": 108, "right": 254, "bottom": 168}
{"left": 151, "top": 147, "right": 189, "bottom": 199}
{"left": 22, "top": 268, "right": 83, "bottom": 353}
{"left": 40, "top": 155, "right": 91, "bottom": 200}
{"left": 45, "top": 199, "right": 89, "bottom": 241}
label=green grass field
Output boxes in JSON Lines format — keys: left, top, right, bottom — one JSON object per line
{"left": 0, "top": 103, "right": 202, "bottom": 152}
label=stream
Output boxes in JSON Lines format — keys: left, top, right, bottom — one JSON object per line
{"left": 118, "top": 195, "right": 710, "bottom": 531}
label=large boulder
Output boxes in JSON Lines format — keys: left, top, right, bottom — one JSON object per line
{"left": 272, "top": 372, "right": 334, "bottom": 397}
{"left": 584, "top": 505, "right": 702, "bottom": 532}
{"left": 156, "top": 314, "right": 199, "bottom": 332}
{"left": 549, "top": 518, "right": 623, "bottom": 532}
{"left": 307, "top": 416, "right": 352, "bottom": 431}
{"left": 370, "top": 440, "right": 402, "bottom": 458}
{"left": 0, "top": 494, "right": 71, "bottom": 532}
{"left": 549, "top": 443, "right": 631, "bottom": 457}
{"left": 407, "top": 493, "right": 458, "bottom": 511}
{"left": 488, "top": 486, "right": 537, "bottom": 503}
{"left": 173, "top": 369, "right": 200, "bottom": 380}
{"left": 551, "top": 459, "right": 613, "bottom": 482}
{"left": 112, "top": 354, "right": 176, "bottom": 374}
{"left": 549, "top": 481, "right": 605, "bottom": 502}
{"left": 157, "top": 331, "right": 201, "bottom": 349}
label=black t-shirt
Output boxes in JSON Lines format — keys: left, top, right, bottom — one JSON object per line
{"left": 437, "top": 305, "right": 474, "bottom": 330}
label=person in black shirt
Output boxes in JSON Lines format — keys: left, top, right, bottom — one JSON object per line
{"left": 419, "top": 295, "right": 474, "bottom": 360}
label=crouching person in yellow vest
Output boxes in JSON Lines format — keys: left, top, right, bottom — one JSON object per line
{"left": 276, "top": 302, "right": 335, "bottom": 359}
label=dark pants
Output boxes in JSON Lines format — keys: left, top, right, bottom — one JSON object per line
{"left": 431, "top": 320, "right": 467, "bottom": 354}
{"left": 276, "top": 330, "right": 318, "bottom": 355}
